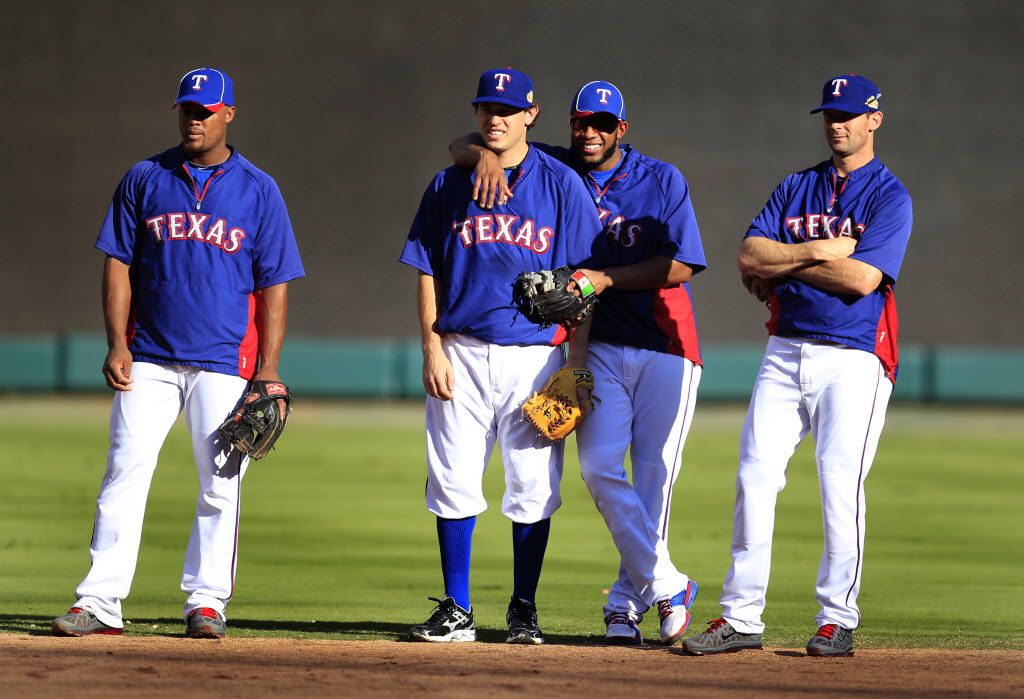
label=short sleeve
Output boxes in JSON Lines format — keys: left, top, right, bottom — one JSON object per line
{"left": 658, "top": 167, "right": 707, "bottom": 274}
{"left": 850, "top": 189, "right": 913, "bottom": 283}
{"left": 744, "top": 176, "right": 791, "bottom": 241}
{"left": 252, "top": 179, "right": 305, "bottom": 289}
{"left": 94, "top": 167, "right": 143, "bottom": 264}
{"left": 399, "top": 175, "right": 444, "bottom": 276}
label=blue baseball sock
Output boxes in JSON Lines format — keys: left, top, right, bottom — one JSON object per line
{"left": 437, "top": 516, "right": 475, "bottom": 611}
{"left": 511, "top": 518, "right": 551, "bottom": 604}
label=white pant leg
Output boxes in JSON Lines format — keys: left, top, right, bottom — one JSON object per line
{"left": 580, "top": 344, "right": 700, "bottom": 615}
{"left": 424, "top": 335, "right": 498, "bottom": 519}
{"left": 576, "top": 344, "right": 643, "bottom": 614}
{"left": 493, "top": 342, "right": 566, "bottom": 523}
{"left": 721, "top": 337, "right": 810, "bottom": 634}
{"left": 628, "top": 352, "right": 700, "bottom": 604}
{"left": 75, "top": 362, "right": 184, "bottom": 628}
{"left": 805, "top": 345, "right": 892, "bottom": 630}
{"left": 180, "top": 367, "right": 249, "bottom": 621}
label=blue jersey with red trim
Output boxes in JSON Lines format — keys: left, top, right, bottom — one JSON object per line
{"left": 534, "top": 144, "right": 707, "bottom": 363}
{"left": 744, "top": 157, "right": 912, "bottom": 379}
{"left": 401, "top": 145, "right": 605, "bottom": 346}
{"left": 95, "top": 146, "right": 305, "bottom": 379}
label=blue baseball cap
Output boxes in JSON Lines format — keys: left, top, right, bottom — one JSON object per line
{"left": 175, "top": 67, "right": 234, "bottom": 112}
{"left": 810, "top": 74, "right": 881, "bottom": 114}
{"left": 571, "top": 80, "right": 626, "bottom": 120}
{"left": 471, "top": 67, "right": 534, "bottom": 110}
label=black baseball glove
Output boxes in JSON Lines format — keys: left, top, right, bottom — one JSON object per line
{"left": 512, "top": 266, "right": 599, "bottom": 328}
{"left": 217, "top": 380, "right": 292, "bottom": 460}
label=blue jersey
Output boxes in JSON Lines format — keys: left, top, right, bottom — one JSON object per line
{"left": 95, "top": 146, "right": 305, "bottom": 379}
{"left": 535, "top": 144, "right": 707, "bottom": 362}
{"left": 744, "top": 157, "right": 912, "bottom": 379}
{"left": 401, "top": 145, "right": 604, "bottom": 346}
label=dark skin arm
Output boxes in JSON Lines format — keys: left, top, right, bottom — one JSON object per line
{"left": 573, "top": 256, "right": 694, "bottom": 295}
{"left": 253, "top": 282, "right": 290, "bottom": 418}
{"left": 101, "top": 256, "right": 134, "bottom": 391}
{"left": 450, "top": 133, "right": 512, "bottom": 209}
{"left": 564, "top": 315, "right": 594, "bottom": 415}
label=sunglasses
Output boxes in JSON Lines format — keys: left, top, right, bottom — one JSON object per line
{"left": 570, "top": 114, "right": 621, "bottom": 134}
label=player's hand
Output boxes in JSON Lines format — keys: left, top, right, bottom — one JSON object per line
{"left": 423, "top": 347, "right": 455, "bottom": 401}
{"left": 576, "top": 382, "right": 592, "bottom": 417}
{"left": 568, "top": 268, "right": 610, "bottom": 297}
{"left": 472, "top": 150, "right": 512, "bottom": 209}
{"left": 742, "top": 274, "right": 777, "bottom": 303}
{"left": 102, "top": 345, "right": 134, "bottom": 391}
{"left": 253, "top": 367, "right": 289, "bottom": 422}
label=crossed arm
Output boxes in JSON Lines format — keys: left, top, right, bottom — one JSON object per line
{"left": 738, "top": 236, "right": 883, "bottom": 298}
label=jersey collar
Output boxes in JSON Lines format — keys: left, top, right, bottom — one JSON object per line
{"left": 506, "top": 144, "right": 539, "bottom": 193}
{"left": 822, "top": 155, "right": 883, "bottom": 182}
{"left": 167, "top": 144, "right": 239, "bottom": 174}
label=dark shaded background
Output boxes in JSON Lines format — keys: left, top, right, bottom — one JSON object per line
{"left": 4, "top": 1, "right": 1020, "bottom": 345}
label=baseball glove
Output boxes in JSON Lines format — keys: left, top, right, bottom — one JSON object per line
{"left": 512, "top": 266, "right": 598, "bottom": 328}
{"left": 217, "top": 380, "right": 292, "bottom": 460}
{"left": 522, "top": 367, "right": 595, "bottom": 441}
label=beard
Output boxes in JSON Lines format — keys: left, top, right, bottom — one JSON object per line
{"left": 578, "top": 136, "right": 620, "bottom": 171}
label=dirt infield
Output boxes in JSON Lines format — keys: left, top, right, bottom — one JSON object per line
{"left": 3, "top": 636, "right": 1022, "bottom": 698}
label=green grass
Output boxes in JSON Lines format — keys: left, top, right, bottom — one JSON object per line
{"left": 1, "top": 398, "right": 1021, "bottom": 648}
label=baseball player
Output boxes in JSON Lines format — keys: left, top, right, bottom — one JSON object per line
{"left": 400, "top": 67, "right": 604, "bottom": 644}
{"left": 683, "top": 74, "right": 912, "bottom": 657}
{"left": 451, "top": 80, "right": 706, "bottom": 645}
{"left": 51, "top": 68, "right": 304, "bottom": 639}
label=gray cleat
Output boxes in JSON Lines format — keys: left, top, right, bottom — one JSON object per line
{"left": 682, "top": 617, "right": 763, "bottom": 656}
{"left": 52, "top": 607, "right": 123, "bottom": 637}
{"left": 806, "top": 624, "right": 854, "bottom": 657}
{"left": 186, "top": 607, "right": 227, "bottom": 639}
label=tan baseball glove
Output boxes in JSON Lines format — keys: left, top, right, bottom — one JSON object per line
{"left": 522, "top": 367, "right": 594, "bottom": 441}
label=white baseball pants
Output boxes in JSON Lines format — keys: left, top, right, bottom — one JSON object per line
{"left": 576, "top": 342, "right": 701, "bottom": 616}
{"left": 74, "top": 362, "right": 249, "bottom": 628}
{"left": 424, "top": 334, "right": 566, "bottom": 523}
{"left": 721, "top": 336, "right": 893, "bottom": 633}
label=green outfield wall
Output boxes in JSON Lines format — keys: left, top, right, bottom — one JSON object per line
{"left": 1, "top": 335, "right": 1021, "bottom": 404}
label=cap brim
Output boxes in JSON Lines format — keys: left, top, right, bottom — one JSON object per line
{"left": 471, "top": 96, "right": 532, "bottom": 109}
{"left": 174, "top": 97, "right": 226, "bottom": 112}
{"left": 810, "top": 101, "right": 873, "bottom": 115}
{"left": 571, "top": 109, "right": 622, "bottom": 120}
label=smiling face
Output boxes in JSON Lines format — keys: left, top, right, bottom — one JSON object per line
{"left": 570, "top": 113, "right": 629, "bottom": 172}
{"left": 178, "top": 101, "right": 235, "bottom": 164}
{"left": 475, "top": 102, "right": 538, "bottom": 164}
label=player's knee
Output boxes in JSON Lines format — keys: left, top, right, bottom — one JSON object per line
{"left": 578, "top": 454, "right": 627, "bottom": 486}
{"left": 736, "top": 463, "right": 787, "bottom": 493}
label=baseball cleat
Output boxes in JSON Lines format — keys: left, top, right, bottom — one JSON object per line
{"left": 51, "top": 607, "right": 123, "bottom": 637}
{"left": 806, "top": 624, "right": 854, "bottom": 657}
{"left": 185, "top": 607, "right": 227, "bottom": 639}
{"left": 604, "top": 611, "right": 643, "bottom": 646}
{"left": 409, "top": 596, "right": 476, "bottom": 642}
{"left": 682, "top": 617, "right": 763, "bottom": 656}
{"left": 505, "top": 597, "right": 544, "bottom": 645}
{"left": 657, "top": 579, "right": 699, "bottom": 645}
